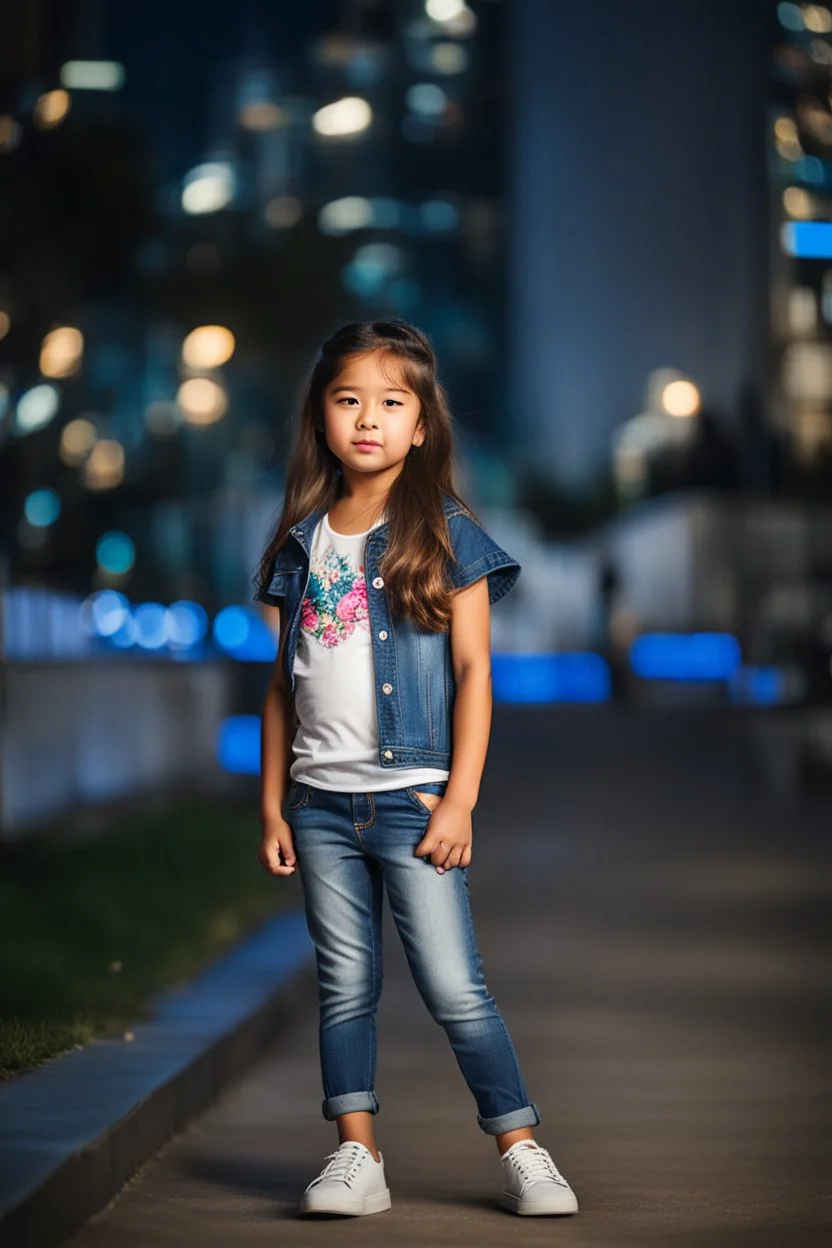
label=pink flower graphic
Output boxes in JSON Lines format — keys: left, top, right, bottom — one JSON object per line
{"left": 321, "top": 623, "right": 340, "bottom": 648}
{"left": 301, "top": 599, "right": 319, "bottom": 631}
{"left": 336, "top": 581, "right": 368, "bottom": 623}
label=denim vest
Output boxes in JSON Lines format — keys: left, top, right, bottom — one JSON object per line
{"left": 255, "top": 491, "right": 521, "bottom": 774}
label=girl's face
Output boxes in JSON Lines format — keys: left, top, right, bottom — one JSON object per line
{"left": 322, "top": 350, "right": 425, "bottom": 478}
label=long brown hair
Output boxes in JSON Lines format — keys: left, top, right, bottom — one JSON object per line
{"left": 255, "top": 320, "right": 477, "bottom": 631}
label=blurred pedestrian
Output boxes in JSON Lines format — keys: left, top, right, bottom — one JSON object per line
{"left": 255, "top": 320, "right": 578, "bottom": 1219}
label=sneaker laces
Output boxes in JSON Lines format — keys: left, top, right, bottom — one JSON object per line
{"left": 308, "top": 1142, "right": 370, "bottom": 1190}
{"left": 504, "top": 1142, "right": 569, "bottom": 1190}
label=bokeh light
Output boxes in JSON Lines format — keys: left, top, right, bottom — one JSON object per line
{"left": 425, "top": 0, "right": 476, "bottom": 36}
{"left": 34, "top": 89, "right": 71, "bottom": 129}
{"left": 177, "top": 377, "right": 228, "bottom": 425}
{"left": 661, "top": 380, "right": 701, "bottom": 418}
{"left": 84, "top": 440, "right": 125, "bottom": 490}
{"left": 166, "top": 601, "right": 209, "bottom": 648}
{"left": 239, "top": 101, "right": 286, "bottom": 131}
{"left": 133, "top": 603, "right": 168, "bottom": 650}
{"left": 181, "top": 325, "right": 235, "bottom": 369}
{"left": 312, "top": 96, "right": 372, "bottom": 137}
{"left": 0, "top": 310, "right": 9, "bottom": 341}
{"left": 213, "top": 606, "right": 250, "bottom": 651}
{"left": 182, "top": 162, "right": 236, "bottom": 214}
{"left": 430, "top": 42, "right": 468, "bottom": 74}
{"left": 60, "top": 61, "right": 125, "bottom": 90}
{"left": 318, "top": 196, "right": 373, "bottom": 234}
{"left": 24, "top": 489, "right": 61, "bottom": 528}
{"left": 0, "top": 115, "right": 23, "bottom": 152}
{"left": 15, "top": 384, "right": 60, "bottom": 434}
{"left": 59, "top": 417, "right": 97, "bottom": 465}
{"left": 40, "top": 326, "right": 84, "bottom": 379}
{"left": 264, "top": 196, "right": 303, "bottom": 229}
{"left": 406, "top": 83, "right": 448, "bottom": 117}
{"left": 96, "top": 530, "right": 135, "bottom": 575}
{"left": 83, "top": 590, "right": 130, "bottom": 638}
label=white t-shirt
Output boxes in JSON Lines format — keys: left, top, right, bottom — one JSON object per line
{"left": 289, "top": 511, "right": 451, "bottom": 792}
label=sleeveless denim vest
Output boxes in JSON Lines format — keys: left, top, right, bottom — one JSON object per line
{"left": 255, "top": 492, "right": 521, "bottom": 774}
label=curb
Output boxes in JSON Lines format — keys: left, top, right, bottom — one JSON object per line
{"left": 0, "top": 910, "right": 315, "bottom": 1247}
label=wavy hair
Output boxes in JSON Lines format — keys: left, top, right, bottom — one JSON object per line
{"left": 255, "top": 320, "right": 477, "bottom": 632}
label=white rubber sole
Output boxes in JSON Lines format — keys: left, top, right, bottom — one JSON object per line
{"left": 501, "top": 1188, "right": 579, "bottom": 1216}
{"left": 299, "top": 1187, "right": 392, "bottom": 1216}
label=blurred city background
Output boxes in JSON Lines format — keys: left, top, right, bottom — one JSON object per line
{"left": 1, "top": 0, "right": 831, "bottom": 1096}
{"left": 1, "top": 4, "right": 830, "bottom": 1241}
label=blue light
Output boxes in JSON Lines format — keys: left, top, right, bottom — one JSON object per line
{"left": 781, "top": 221, "right": 832, "bottom": 258}
{"left": 134, "top": 602, "right": 168, "bottom": 650}
{"left": 777, "top": 2, "right": 804, "bottom": 31}
{"left": 218, "top": 715, "right": 261, "bottom": 774}
{"left": 96, "top": 530, "right": 135, "bottom": 574}
{"left": 630, "top": 632, "right": 741, "bottom": 682}
{"left": 491, "top": 653, "right": 611, "bottom": 704}
{"left": 729, "top": 665, "right": 784, "bottom": 706}
{"left": 213, "top": 606, "right": 277, "bottom": 661}
{"left": 213, "top": 606, "right": 250, "bottom": 650}
{"left": 166, "top": 600, "right": 208, "bottom": 648}
{"left": 109, "top": 614, "right": 137, "bottom": 648}
{"left": 24, "top": 489, "right": 61, "bottom": 527}
{"left": 86, "top": 589, "right": 129, "bottom": 637}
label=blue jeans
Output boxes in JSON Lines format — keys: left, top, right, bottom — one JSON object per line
{"left": 285, "top": 778, "right": 541, "bottom": 1135}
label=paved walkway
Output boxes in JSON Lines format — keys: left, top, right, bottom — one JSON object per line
{"left": 68, "top": 709, "right": 830, "bottom": 1246}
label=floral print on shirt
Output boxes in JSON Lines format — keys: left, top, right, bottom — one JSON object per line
{"left": 301, "top": 548, "right": 369, "bottom": 648}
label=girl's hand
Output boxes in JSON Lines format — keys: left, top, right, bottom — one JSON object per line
{"left": 259, "top": 814, "right": 297, "bottom": 876}
{"left": 414, "top": 799, "right": 473, "bottom": 873}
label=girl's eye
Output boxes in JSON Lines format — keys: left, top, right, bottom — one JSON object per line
{"left": 336, "top": 397, "right": 402, "bottom": 408}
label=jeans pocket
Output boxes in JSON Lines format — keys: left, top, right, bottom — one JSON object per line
{"left": 405, "top": 783, "right": 447, "bottom": 815}
{"left": 286, "top": 781, "right": 311, "bottom": 812}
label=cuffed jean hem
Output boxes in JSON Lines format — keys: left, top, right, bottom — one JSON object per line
{"left": 477, "top": 1102, "right": 541, "bottom": 1135}
{"left": 322, "top": 1091, "right": 380, "bottom": 1121}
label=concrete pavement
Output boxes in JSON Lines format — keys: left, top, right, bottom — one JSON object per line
{"left": 67, "top": 708, "right": 830, "bottom": 1246}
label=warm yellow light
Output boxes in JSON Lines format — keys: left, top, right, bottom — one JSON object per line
{"left": 803, "top": 4, "right": 832, "bottom": 34}
{"left": 783, "top": 186, "right": 814, "bottom": 218}
{"left": 239, "top": 101, "right": 287, "bottom": 131}
{"left": 177, "top": 378, "right": 228, "bottom": 425}
{"left": 312, "top": 96, "right": 372, "bottom": 137}
{"left": 0, "top": 115, "right": 21, "bottom": 152}
{"left": 0, "top": 310, "right": 9, "bottom": 341}
{"left": 661, "top": 380, "right": 701, "bottom": 418}
{"left": 775, "top": 116, "right": 798, "bottom": 142}
{"left": 60, "top": 418, "right": 97, "bottom": 465}
{"left": 84, "top": 439, "right": 125, "bottom": 490}
{"left": 181, "top": 325, "right": 235, "bottom": 369}
{"left": 34, "top": 89, "right": 71, "bottom": 129}
{"left": 40, "top": 326, "right": 84, "bottom": 378}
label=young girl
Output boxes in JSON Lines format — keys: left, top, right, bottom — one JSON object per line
{"left": 255, "top": 320, "right": 578, "bottom": 1219}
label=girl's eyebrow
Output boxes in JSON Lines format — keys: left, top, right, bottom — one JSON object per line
{"left": 330, "top": 384, "right": 410, "bottom": 393}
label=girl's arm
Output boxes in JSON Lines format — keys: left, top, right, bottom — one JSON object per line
{"left": 415, "top": 576, "right": 492, "bottom": 871}
{"left": 258, "top": 604, "right": 298, "bottom": 876}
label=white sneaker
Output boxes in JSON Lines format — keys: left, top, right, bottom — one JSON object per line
{"left": 299, "top": 1141, "right": 391, "bottom": 1216}
{"left": 500, "top": 1139, "right": 579, "bottom": 1216}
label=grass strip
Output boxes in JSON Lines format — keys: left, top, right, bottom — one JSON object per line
{"left": 0, "top": 801, "right": 299, "bottom": 1080}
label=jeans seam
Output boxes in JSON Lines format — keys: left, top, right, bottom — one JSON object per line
{"left": 354, "top": 791, "right": 375, "bottom": 840}
{"left": 459, "top": 863, "right": 532, "bottom": 1120}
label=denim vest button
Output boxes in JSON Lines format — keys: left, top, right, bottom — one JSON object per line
{"left": 383, "top": 749, "right": 393, "bottom": 760}
{"left": 382, "top": 682, "right": 393, "bottom": 694}
{"left": 372, "top": 576, "right": 384, "bottom": 588}
{"left": 378, "top": 630, "right": 388, "bottom": 640}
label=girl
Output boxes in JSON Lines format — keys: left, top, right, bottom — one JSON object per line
{"left": 255, "top": 320, "right": 578, "bottom": 1219}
